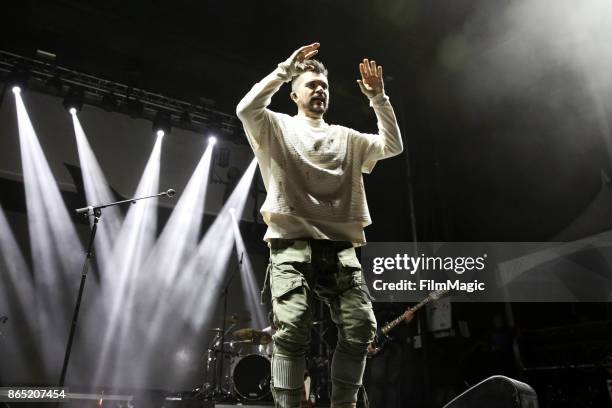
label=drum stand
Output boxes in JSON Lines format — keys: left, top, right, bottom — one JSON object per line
{"left": 195, "top": 328, "right": 235, "bottom": 400}
{"left": 195, "top": 251, "right": 243, "bottom": 402}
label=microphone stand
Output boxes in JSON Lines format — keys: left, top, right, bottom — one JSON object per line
{"left": 0, "top": 316, "right": 7, "bottom": 387}
{"left": 58, "top": 189, "right": 175, "bottom": 387}
{"left": 215, "top": 250, "right": 243, "bottom": 399}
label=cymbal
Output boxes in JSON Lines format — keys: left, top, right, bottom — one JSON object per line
{"left": 233, "top": 328, "right": 273, "bottom": 345}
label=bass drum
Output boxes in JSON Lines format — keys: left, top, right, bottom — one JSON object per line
{"left": 232, "top": 354, "right": 271, "bottom": 401}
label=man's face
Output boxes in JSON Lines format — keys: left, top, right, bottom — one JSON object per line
{"left": 291, "top": 71, "right": 329, "bottom": 118}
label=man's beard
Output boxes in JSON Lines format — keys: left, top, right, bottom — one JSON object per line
{"left": 308, "top": 97, "right": 327, "bottom": 114}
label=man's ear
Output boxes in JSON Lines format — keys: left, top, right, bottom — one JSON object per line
{"left": 290, "top": 91, "right": 298, "bottom": 102}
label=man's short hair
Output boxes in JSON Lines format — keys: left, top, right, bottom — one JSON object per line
{"left": 291, "top": 59, "right": 328, "bottom": 90}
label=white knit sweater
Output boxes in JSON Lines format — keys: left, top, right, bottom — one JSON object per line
{"left": 236, "top": 62, "right": 403, "bottom": 244}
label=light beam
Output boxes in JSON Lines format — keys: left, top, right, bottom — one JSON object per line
{"left": 71, "top": 111, "right": 123, "bottom": 269}
{"left": 230, "top": 210, "right": 267, "bottom": 329}
{"left": 93, "top": 131, "right": 163, "bottom": 386}
{"left": 14, "top": 90, "right": 83, "bottom": 377}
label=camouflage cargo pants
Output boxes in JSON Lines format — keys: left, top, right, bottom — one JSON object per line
{"left": 263, "top": 239, "right": 377, "bottom": 408}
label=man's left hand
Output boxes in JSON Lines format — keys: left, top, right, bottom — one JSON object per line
{"left": 357, "top": 58, "right": 385, "bottom": 98}
{"left": 403, "top": 309, "right": 415, "bottom": 323}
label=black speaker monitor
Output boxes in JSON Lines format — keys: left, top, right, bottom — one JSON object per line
{"left": 443, "top": 375, "right": 538, "bottom": 408}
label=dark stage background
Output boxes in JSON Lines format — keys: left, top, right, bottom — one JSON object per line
{"left": 1, "top": 1, "right": 612, "bottom": 407}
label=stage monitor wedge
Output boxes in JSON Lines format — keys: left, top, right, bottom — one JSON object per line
{"left": 443, "top": 375, "right": 538, "bottom": 408}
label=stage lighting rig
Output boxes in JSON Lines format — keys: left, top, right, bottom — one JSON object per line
{"left": 6, "top": 67, "right": 30, "bottom": 92}
{"left": 1, "top": 50, "right": 243, "bottom": 138}
{"left": 62, "top": 87, "right": 84, "bottom": 113}
{"left": 153, "top": 110, "right": 172, "bottom": 136}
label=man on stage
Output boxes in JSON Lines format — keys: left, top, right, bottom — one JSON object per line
{"left": 236, "top": 43, "right": 403, "bottom": 408}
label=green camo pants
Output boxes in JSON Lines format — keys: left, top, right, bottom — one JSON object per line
{"left": 265, "top": 239, "right": 377, "bottom": 408}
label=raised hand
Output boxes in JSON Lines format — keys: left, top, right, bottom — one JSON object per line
{"left": 403, "top": 309, "right": 415, "bottom": 323}
{"left": 286, "top": 43, "right": 320, "bottom": 72}
{"left": 357, "top": 58, "right": 384, "bottom": 98}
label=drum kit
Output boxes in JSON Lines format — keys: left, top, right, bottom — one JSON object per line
{"left": 194, "top": 309, "right": 334, "bottom": 405}
{"left": 196, "top": 313, "right": 274, "bottom": 402}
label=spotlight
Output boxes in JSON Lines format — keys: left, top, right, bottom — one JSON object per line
{"left": 62, "top": 87, "right": 84, "bottom": 113}
{"left": 208, "top": 136, "right": 217, "bottom": 145}
{"left": 153, "top": 110, "right": 171, "bottom": 136}
{"left": 229, "top": 208, "right": 236, "bottom": 215}
{"left": 156, "top": 130, "right": 165, "bottom": 138}
{"left": 69, "top": 107, "right": 77, "bottom": 115}
{"left": 6, "top": 67, "right": 30, "bottom": 91}
{"left": 101, "top": 92, "right": 118, "bottom": 112}
{"left": 12, "top": 86, "right": 21, "bottom": 95}
{"left": 207, "top": 122, "right": 222, "bottom": 141}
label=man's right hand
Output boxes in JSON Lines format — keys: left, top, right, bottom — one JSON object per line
{"left": 403, "top": 309, "right": 415, "bottom": 323}
{"left": 284, "top": 43, "right": 320, "bottom": 74}
{"left": 367, "top": 343, "right": 377, "bottom": 355}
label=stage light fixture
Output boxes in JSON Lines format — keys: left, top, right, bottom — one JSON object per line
{"left": 69, "top": 107, "right": 77, "bottom": 115}
{"left": 207, "top": 123, "right": 222, "bottom": 140}
{"left": 152, "top": 110, "right": 171, "bottom": 136}
{"left": 208, "top": 136, "right": 217, "bottom": 145}
{"left": 62, "top": 87, "right": 84, "bottom": 113}
{"left": 12, "top": 86, "right": 21, "bottom": 94}
{"left": 6, "top": 67, "right": 30, "bottom": 92}
{"left": 156, "top": 129, "right": 165, "bottom": 138}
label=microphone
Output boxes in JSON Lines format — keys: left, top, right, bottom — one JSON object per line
{"left": 75, "top": 206, "right": 93, "bottom": 215}
{"left": 75, "top": 189, "right": 175, "bottom": 217}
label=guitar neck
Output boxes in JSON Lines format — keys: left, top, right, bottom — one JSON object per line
{"left": 380, "top": 296, "right": 433, "bottom": 335}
